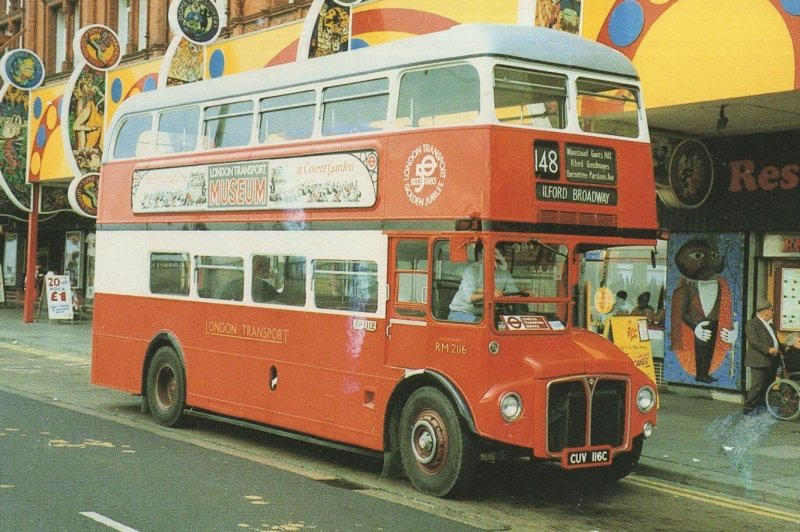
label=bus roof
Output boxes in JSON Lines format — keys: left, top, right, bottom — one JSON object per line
{"left": 115, "top": 24, "right": 638, "bottom": 117}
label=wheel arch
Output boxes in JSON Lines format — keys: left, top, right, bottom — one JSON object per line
{"left": 381, "top": 369, "right": 476, "bottom": 478}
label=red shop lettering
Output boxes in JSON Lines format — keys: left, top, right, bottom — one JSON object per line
{"left": 728, "top": 159, "right": 800, "bottom": 192}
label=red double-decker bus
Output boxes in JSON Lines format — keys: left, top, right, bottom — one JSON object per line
{"left": 92, "top": 24, "right": 658, "bottom": 497}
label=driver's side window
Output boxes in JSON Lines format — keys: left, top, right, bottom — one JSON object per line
{"left": 432, "top": 240, "right": 481, "bottom": 323}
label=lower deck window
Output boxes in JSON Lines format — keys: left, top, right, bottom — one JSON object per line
{"left": 196, "top": 255, "right": 244, "bottom": 301}
{"left": 150, "top": 253, "right": 190, "bottom": 295}
{"left": 252, "top": 254, "right": 306, "bottom": 306}
{"left": 313, "top": 259, "right": 378, "bottom": 313}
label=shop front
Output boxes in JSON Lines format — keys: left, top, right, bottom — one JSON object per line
{"left": 657, "top": 129, "right": 800, "bottom": 393}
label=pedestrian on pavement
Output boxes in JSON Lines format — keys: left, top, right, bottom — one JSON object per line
{"left": 743, "top": 299, "right": 780, "bottom": 414}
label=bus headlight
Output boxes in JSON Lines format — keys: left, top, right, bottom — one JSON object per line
{"left": 499, "top": 392, "right": 523, "bottom": 422}
{"left": 636, "top": 386, "right": 656, "bottom": 413}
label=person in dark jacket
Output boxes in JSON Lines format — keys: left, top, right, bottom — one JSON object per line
{"left": 743, "top": 299, "right": 780, "bottom": 414}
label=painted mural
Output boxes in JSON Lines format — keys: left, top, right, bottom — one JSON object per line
{"left": 67, "top": 66, "right": 106, "bottom": 175}
{"left": 309, "top": 0, "right": 352, "bottom": 58}
{"left": 0, "top": 86, "right": 30, "bottom": 211}
{"left": 535, "top": 0, "right": 582, "bottom": 34}
{"left": 665, "top": 232, "right": 745, "bottom": 390}
{"left": 166, "top": 39, "right": 204, "bottom": 86}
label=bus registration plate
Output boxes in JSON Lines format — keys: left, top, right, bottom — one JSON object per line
{"left": 562, "top": 446, "right": 612, "bottom": 469}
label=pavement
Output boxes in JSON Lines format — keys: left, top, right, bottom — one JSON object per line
{"left": 1, "top": 306, "right": 799, "bottom": 511}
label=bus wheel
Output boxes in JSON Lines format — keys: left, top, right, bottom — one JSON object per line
{"left": 399, "top": 387, "right": 477, "bottom": 497}
{"left": 146, "top": 346, "right": 186, "bottom": 427}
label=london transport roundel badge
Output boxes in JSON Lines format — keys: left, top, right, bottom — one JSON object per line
{"left": 75, "top": 25, "right": 122, "bottom": 71}
{"left": 171, "top": 0, "right": 223, "bottom": 45}
{"left": 403, "top": 144, "right": 447, "bottom": 207}
{"left": 0, "top": 49, "right": 45, "bottom": 90}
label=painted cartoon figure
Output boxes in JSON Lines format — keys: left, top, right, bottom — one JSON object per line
{"left": 670, "top": 238, "right": 738, "bottom": 383}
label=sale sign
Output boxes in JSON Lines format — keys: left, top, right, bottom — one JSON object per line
{"left": 45, "top": 273, "right": 74, "bottom": 320}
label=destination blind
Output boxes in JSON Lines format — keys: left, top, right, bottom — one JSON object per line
{"left": 535, "top": 182, "right": 618, "bottom": 205}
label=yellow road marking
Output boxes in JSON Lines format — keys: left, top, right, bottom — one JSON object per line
{"left": 628, "top": 476, "right": 800, "bottom": 524}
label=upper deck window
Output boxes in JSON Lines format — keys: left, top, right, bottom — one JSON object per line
{"left": 576, "top": 79, "right": 639, "bottom": 138}
{"left": 322, "top": 78, "right": 389, "bottom": 136}
{"left": 156, "top": 106, "right": 200, "bottom": 154}
{"left": 396, "top": 64, "right": 480, "bottom": 127}
{"left": 113, "top": 114, "right": 153, "bottom": 159}
{"left": 203, "top": 101, "right": 254, "bottom": 149}
{"left": 259, "top": 91, "right": 315, "bottom": 144}
{"left": 493, "top": 66, "right": 566, "bottom": 129}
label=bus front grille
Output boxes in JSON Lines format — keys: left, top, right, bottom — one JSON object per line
{"left": 538, "top": 210, "right": 617, "bottom": 227}
{"left": 547, "top": 378, "right": 627, "bottom": 453}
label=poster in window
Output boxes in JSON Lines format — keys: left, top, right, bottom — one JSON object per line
{"left": 64, "top": 231, "right": 83, "bottom": 289}
{"left": 3, "top": 233, "right": 18, "bottom": 287}
{"left": 779, "top": 267, "right": 800, "bottom": 331}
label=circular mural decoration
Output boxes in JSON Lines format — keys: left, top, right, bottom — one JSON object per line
{"left": 660, "top": 139, "right": 714, "bottom": 209}
{"left": 169, "top": 0, "right": 224, "bottom": 45}
{"left": 68, "top": 172, "right": 100, "bottom": 218}
{"left": 74, "top": 25, "right": 122, "bottom": 71}
{"left": 333, "top": 0, "right": 365, "bottom": 6}
{"left": 0, "top": 49, "right": 45, "bottom": 90}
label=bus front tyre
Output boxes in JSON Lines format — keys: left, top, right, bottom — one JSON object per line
{"left": 599, "top": 435, "right": 643, "bottom": 482}
{"left": 399, "top": 387, "right": 477, "bottom": 497}
{"left": 146, "top": 346, "right": 186, "bottom": 427}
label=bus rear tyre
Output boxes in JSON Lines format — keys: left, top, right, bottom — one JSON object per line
{"left": 146, "top": 346, "right": 186, "bottom": 427}
{"left": 399, "top": 387, "right": 477, "bottom": 497}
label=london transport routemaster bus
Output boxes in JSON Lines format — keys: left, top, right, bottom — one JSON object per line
{"left": 92, "top": 24, "right": 659, "bottom": 497}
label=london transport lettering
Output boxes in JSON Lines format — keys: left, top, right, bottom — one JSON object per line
{"left": 205, "top": 320, "right": 289, "bottom": 344}
{"left": 403, "top": 143, "right": 447, "bottom": 207}
{"left": 208, "top": 162, "right": 269, "bottom": 209}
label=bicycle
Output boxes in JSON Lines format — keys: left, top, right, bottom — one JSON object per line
{"left": 765, "top": 353, "right": 800, "bottom": 421}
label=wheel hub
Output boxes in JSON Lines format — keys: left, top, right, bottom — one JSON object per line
{"left": 410, "top": 410, "right": 448, "bottom": 473}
